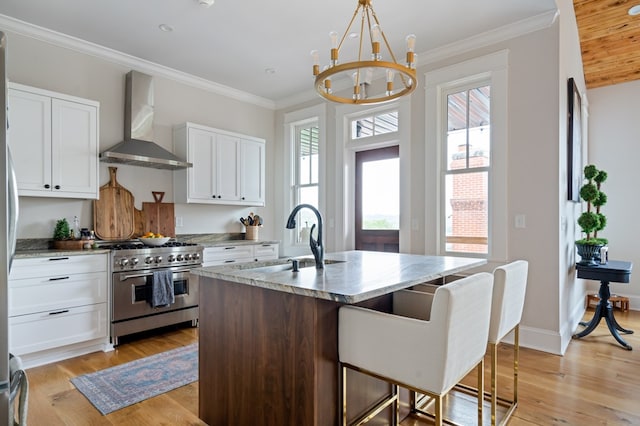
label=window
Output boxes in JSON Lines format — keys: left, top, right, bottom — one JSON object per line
{"left": 293, "top": 122, "right": 320, "bottom": 243}
{"left": 351, "top": 111, "right": 398, "bottom": 139}
{"left": 443, "top": 84, "right": 491, "bottom": 254}
{"left": 425, "top": 50, "right": 508, "bottom": 260}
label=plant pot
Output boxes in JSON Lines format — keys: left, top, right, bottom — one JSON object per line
{"left": 576, "top": 242, "right": 604, "bottom": 266}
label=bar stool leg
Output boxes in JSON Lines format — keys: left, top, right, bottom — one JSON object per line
{"left": 341, "top": 365, "right": 347, "bottom": 426}
{"left": 491, "top": 342, "right": 497, "bottom": 426}
{"left": 478, "top": 358, "right": 484, "bottom": 426}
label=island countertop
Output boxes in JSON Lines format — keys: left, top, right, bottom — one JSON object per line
{"left": 191, "top": 250, "right": 486, "bottom": 304}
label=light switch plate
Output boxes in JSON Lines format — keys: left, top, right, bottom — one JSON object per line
{"left": 515, "top": 214, "right": 526, "bottom": 229}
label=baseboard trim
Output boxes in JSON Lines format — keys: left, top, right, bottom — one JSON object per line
{"left": 16, "top": 338, "right": 113, "bottom": 369}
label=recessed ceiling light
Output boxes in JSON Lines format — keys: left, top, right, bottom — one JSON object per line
{"left": 199, "top": 0, "right": 215, "bottom": 7}
{"left": 348, "top": 32, "right": 359, "bottom": 39}
{"left": 629, "top": 5, "right": 640, "bottom": 15}
{"left": 265, "top": 68, "right": 276, "bottom": 75}
{"left": 158, "top": 24, "right": 174, "bottom": 32}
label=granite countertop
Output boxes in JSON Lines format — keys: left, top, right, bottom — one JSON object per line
{"left": 191, "top": 250, "right": 486, "bottom": 304}
{"left": 199, "top": 240, "right": 279, "bottom": 248}
{"left": 14, "top": 248, "right": 111, "bottom": 258}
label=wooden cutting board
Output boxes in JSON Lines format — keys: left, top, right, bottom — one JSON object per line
{"left": 133, "top": 207, "right": 146, "bottom": 238}
{"left": 142, "top": 191, "right": 175, "bottom": 237}
{"left": 93, "top": 167, "right": 135, "bottom": 240}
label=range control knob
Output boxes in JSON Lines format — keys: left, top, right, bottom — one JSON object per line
{"left": 145, "top": 256, "right": 154, "bottom": 264}
{"left": 130, "top": 257, "right": 139, "bottom": 266}
{"left": 176, "top": 254, "right": 184, "bottom": 261}
{"left": 168, "top": 255, "right": 176, "bottom": 262}
{"left": 119, "top": 258, "right": 129, "bottom": 267}
{"left": 193, "top": 253, "right": 201, "bottom": 260}
{"left": 185, "top": 253, "right": 192, "bottom": 261}
{"left": 154, "top": 256, "right": 163, "bottom": 264}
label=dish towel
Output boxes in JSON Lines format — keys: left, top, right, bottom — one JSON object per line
{"left": 151, "top": 269, "right": 175, "bottom": 307}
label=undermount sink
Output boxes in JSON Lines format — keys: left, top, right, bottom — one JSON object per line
{"left": 241, "top": 258, "right": 345, "bottom": 274}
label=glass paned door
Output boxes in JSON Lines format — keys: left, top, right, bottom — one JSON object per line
{"left": 355, "top": 146, "right": 399, "bottom": 252}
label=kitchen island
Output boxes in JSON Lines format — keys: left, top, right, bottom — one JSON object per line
{"left": 192, "top": 250, "right": 486, "bottom": 425}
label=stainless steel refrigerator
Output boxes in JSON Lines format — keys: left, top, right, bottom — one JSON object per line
{"left": 1, "top": 30, "right": 21, "bottom": 424}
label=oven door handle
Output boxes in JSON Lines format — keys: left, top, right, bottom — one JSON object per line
{"left": 119, "top": 268, "right": 194, "bottom": 281}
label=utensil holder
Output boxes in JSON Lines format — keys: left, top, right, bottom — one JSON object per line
{"left": 245, "top": 226, "right": 259, "bottom": 241}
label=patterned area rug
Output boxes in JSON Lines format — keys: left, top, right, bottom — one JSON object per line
{"left": 71, "top": 343, "right": 198, "bottom": 415}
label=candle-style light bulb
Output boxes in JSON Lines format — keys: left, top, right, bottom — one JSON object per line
{"left": 310, "top": 50, "right": 320, "bottom": 76}
{"left": 371, "top": 24, "right": 381, "bottom": 60}
{"left": 352, "top": 71, "right": 361, "bottom": 100}
{"left": 329, "top": 31, "right": 339, "bottom": 66}
{"left": 406, "top": 34, "right": 416, "bottom": 68}
{"left": 323, "top": 65, "right": 332, "bottom": 94}
{"left": 386, "top": 69, "right": 394, "bottom": 95}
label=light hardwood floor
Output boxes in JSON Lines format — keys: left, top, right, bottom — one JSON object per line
{"left": 21, "top": 309, "right": 640, "bottom": 425}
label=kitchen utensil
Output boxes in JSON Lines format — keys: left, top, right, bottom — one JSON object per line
{"left": 142, "top": 191, "right": 175, "bottom": 237}
{"left": 93, "top": 167, "right": 135, "bottom": 240}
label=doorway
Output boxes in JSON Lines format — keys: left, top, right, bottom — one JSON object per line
{"left": 355, "top": 145, "right": 400, "bottom": 252}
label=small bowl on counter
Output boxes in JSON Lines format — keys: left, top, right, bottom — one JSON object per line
{"left": 139, "top": 237, "right": 171, "bottom": 247}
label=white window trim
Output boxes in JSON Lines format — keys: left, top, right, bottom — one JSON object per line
{"left": 283, "top": 104, "right": 326, "bottom": 257}
{"left": 425, "top": 50, "right": 508, "bottom": 261}
{"left": 336, "top": 99, "right": 411, "bottom": 252}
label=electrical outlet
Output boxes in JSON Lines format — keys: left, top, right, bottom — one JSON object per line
{"left": 175, "top": 216, "right": 183, "bottom": 227}
{"left": 515, "top": 214, "right": 526, "bottom": 229}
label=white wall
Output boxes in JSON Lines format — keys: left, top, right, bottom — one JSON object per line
{"left": 557, "top": 0, "right": 590, "bottom": 353}
{"left": 588, "top": 79, "right": 640, "bottom": 308}
{"left": 5, "top": 30, "right": 277, "bottom": 241}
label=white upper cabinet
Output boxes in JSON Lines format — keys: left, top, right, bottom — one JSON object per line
{"left": 8, "top": 83, "right": 99, "bottom": 199}
{"left": 173, "top": 122, "right": 265, "bottom": 206}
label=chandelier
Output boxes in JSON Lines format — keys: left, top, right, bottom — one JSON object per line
{"left": 311, "top": 0, "right": 417, "bottom": 105}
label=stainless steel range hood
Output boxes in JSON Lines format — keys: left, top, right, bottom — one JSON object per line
{"left": 100, "top": 71, "right": 192, "bottom": 170}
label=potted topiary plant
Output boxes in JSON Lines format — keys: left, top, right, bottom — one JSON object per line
{"left": 576, "top": 164, "right": 608, "bottom": 265}
{"left": 52, "top": 218, "right": 84, "bottom": 250}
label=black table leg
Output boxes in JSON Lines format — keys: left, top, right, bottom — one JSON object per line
{"left": 573, "top": 280, "right": 633, "bottom": 350}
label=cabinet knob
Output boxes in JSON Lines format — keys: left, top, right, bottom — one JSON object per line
{"left": 241, "top": 197, "right": 245, "bottom": 200}
{"left": 54, "top": 185, "right": 61, "bottom": 190}
{"left": 218, "top": 195, "right": 221, "bottom": 198}
{"left": 212, "top": 195, "right": 216, "bottom": 198}
{"left": 44, "top": 184, "right": 50, "bottom": 189}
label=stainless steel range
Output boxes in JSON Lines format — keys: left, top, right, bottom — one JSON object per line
{"left": 108, "top": 241, "right": 203, "bottom": 345}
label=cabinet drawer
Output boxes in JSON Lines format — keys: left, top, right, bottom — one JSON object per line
{"left": 9, "top": 271, "right": 108, "bottom": 317}
{"left": 10, "top": 254, "right": 107, "bottom": 280}
{"left": 254, "top": 243, "right": 279, "bottom": 260}
{"left": 9, "top": 303, "right": 108, "bottom": 355}
{"left": 203, "top": 245, "right": 254, "bottom": 265}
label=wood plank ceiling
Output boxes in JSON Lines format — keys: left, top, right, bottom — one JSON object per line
{"left": 574, "top": 0, "right": 640, "bottom": 89}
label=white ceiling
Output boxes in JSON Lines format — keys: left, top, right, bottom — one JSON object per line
{"left": 0, "top": 0, "right": 557, "bottom": 105}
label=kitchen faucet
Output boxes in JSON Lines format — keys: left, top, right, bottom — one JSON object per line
{"left": 286, "top": 204, "right": 324, "bottom": 269}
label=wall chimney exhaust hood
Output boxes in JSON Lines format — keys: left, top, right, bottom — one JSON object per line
{"left": 100, "top": 71, "right": 192, "bottom": 170}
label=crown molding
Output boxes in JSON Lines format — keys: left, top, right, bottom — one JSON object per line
{"left": 417, "top": 10, "right": 558, "bottom": 66}
{"left": 0, "top": 14, "right": 276, "bottom": 110}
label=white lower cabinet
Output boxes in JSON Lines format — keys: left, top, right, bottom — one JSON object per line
{"left": 9, "top": 304, "right": 108, "bottom": 355}
{"left": 203, "top": 243, "right": 279, "bottom": 267}
{"left": 8, "top": 253, "right": 110, "bottom": 367}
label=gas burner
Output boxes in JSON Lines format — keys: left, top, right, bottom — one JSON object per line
{"left": 111, "top": 243, "right": 144, "bottom": 250}
{"left": 163, "top": 241, "right": 198, "bottom": 247}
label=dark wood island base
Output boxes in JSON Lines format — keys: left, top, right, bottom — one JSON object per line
{"left": 198, "top": 277, "right": 392, "bottom": 425}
